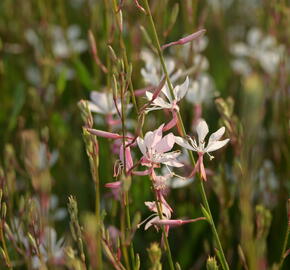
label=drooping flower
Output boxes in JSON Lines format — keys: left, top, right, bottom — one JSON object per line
{"left": 136, "top": 124, "right": 183, "bottom": 170}
{"left": 139, "top": 201, "right": 172, "bottom": 233}
{"left": 175, "top": 119, "right": 229, "bottom": 180}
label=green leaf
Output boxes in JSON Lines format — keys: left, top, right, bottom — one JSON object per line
{"left": 73, "top": 58, "right": 94, "bottom": 90}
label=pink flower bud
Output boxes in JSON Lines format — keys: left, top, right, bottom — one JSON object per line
{"left": 162, "top": 29, "right": 206, "bottom": 50}
{"left": 152, "top": 217, "right": 206, "bottom": 227}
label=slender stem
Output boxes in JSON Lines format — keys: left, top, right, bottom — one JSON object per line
{"left": 278, "top": 200, "right": 290, "bottom": 269}
{"left": 120, "top": 69, "right": 136, "bottom": 270}
{"left": 112, "top": 0, "right": 142, "bottom": 133}
{"left": 111, "top": 2, "right": 137, "bottom": 269}
{"left": 199, "top": 180, "right": 229, "bottom": 270}
{"left": 125, "top": 192, "right": 136, "bottom": 269}
{"left": 93, "top": 155, "right": 103, "bottom": 270}
{"left": 120, "top": 199, "right": 131, "bottom": 270}
{"left": 143, "top": 1, "right": 229, "bottom": 269}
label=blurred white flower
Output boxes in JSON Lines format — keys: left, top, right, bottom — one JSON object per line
{"left": 231, "top": 27, "right": 285, "bottom": 76}
{"left": 185, "top": 74, "right": 214, "bottom": 105}
{"left": 51, "top": 25, "right": 88, "bottom": 58}
{"left": 88, "top": 91, "right": 120, "bottom": 115}
{"left": 256, "top": 160, "right": 279, "bottom": 208}
{"left": 32, "top": 227, "right": 64, "bottom": 268}
{"left": 141, "top": 49, "right": 182, "bottom": 86}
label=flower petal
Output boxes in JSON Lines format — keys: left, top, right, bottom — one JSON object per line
{"left": 155, "top": 133, "right": 175, "bottom": 153}
{"left": 205, "top": 138, "right": 230, "bottom": 152}
{"left": 137, "top": 137, "right": 147, "bottom": 156}
{"left": 90, "top": 91, "right": 111, "bottom": 113}
{"left": 175, "top": 136, "right": 195, "bottom": 151}
{"left": 174, "top": 76, "right": 189, "bottom": 101}
{"left": 208, "top": 127, "right": 225, "bottom": 144}
{"left": 87, "top": 101, "right": 104, "bottom": 114}
{"left": 145, "top": 216, "right": 159, "bottom": 230}
{"left": 150, "top": 124, "right": 164, "bottom": 148}
{"left": 196, "top": 119, "right": 209, "bottom": 144}
{"left": 161, "top": 85, "right": 173, "bottom": 102}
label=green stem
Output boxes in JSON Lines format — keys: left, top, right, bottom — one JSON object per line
{"left": 143, "top": 1, "right": 229, "bottom": 269}
{"left": 278, "top": 201, "right": 289, "bottom": 269}
{"left": 93, "top": 156, "right": 103, "bottom": 270}
{"left": 112, "top": 0, "right": 142, "bottom": 132}
{"left": 199, "top": 179, "right": 229, "bottom": 270}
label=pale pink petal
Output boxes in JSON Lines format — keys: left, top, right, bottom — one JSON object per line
{"left": 119, "top": 145, "right": 133, "bottom": 171}
{"left": 196, "top": 119, "right": 209, "bottom": 144}
{"left": 173, "top": 76, "right": 189, "bottom": 101}
{"left": 137, "top": 137, "right": 147, "bottom": 156}
{"left": 205, "top": 139, "right": 229, "bottom": 153}
{"left": 155, "top": 133, "right": 175, "bottom": 153}
{"left": 145, "top": 216, "right": 160, "bottom": 230}
{"left": 207, "top": 127, "right": 226, "bottom": 144}
{"left": 161, "top": 85, "right": 173, "bottom": 102}
{"left": 150, "top": 124, "right": 164, "bottom": 148}
{"left": 144, "top": 131, "right": 154, "bottom": 149}
{"left": 162, "top": 112, "right": 178, "bottom": 132}
{"left": 87, "top": 101, "right": 104, "bottom": 114}
{"left": 163, "top": 160, "right": 184, "bottom": 168}
{"left": 175, "top": 136, "right": 195, "bottom": 151}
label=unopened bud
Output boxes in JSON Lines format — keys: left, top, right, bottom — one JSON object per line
{"left": 147, "top": 242, "right": 162, "bottom": 265}
{"left": 140, "top": 26, "right": 153, "bottom": 47}
{"left": 4, "top": 223, "right": 13, "bottom": 240}
{"left": 1, "top": 202, "right": 7, "bottom": 219}
{"left": 108, "top": 45, "right": 117, "bottom": 62}
{"left": 0, "top": 247, "right": 7, "bottom": 263}
{"left": 28, "top": 233, "right": 37, "bottom": 250}
{"left": 135, "top": 253, "right": 140, "bottom": 270}
{"left": 206, "top": 256, "right": 219, "bottom": 270}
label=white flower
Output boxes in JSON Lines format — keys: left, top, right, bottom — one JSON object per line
{"left": 140, "top": 49, "right": 182, "bottom": 86}
{"left": 185, "top": 74, "right": 214, "bottom": 105}
{"left": 175, "top": 119, "right": 229, "bottom": 159}
{"left": 88, "top": 91, "right": 120, "bottom": 115}
{"left": 51, "top": 25, "right": 88, "bottom": 58}
{"left": 137, "top": 124, "right": 183, "bottom": 168}
{"left": 231, "top": 27, "right": 285, "bottom": 75}
{"left": 32, "top": 227, "right": 64, "bottom": 268}
{"left": 145, "top": 77, "right": 189, "bottom": 112}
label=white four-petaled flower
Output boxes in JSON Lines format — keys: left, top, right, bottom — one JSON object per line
{"left": 175, "top": 119, "right": 229, "bottom": 181}
{"left": 175, "top": 119, "right": 229, "bottom": 159}
{"left": 145, "top": 77, "right": 189, "bottom": 113}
